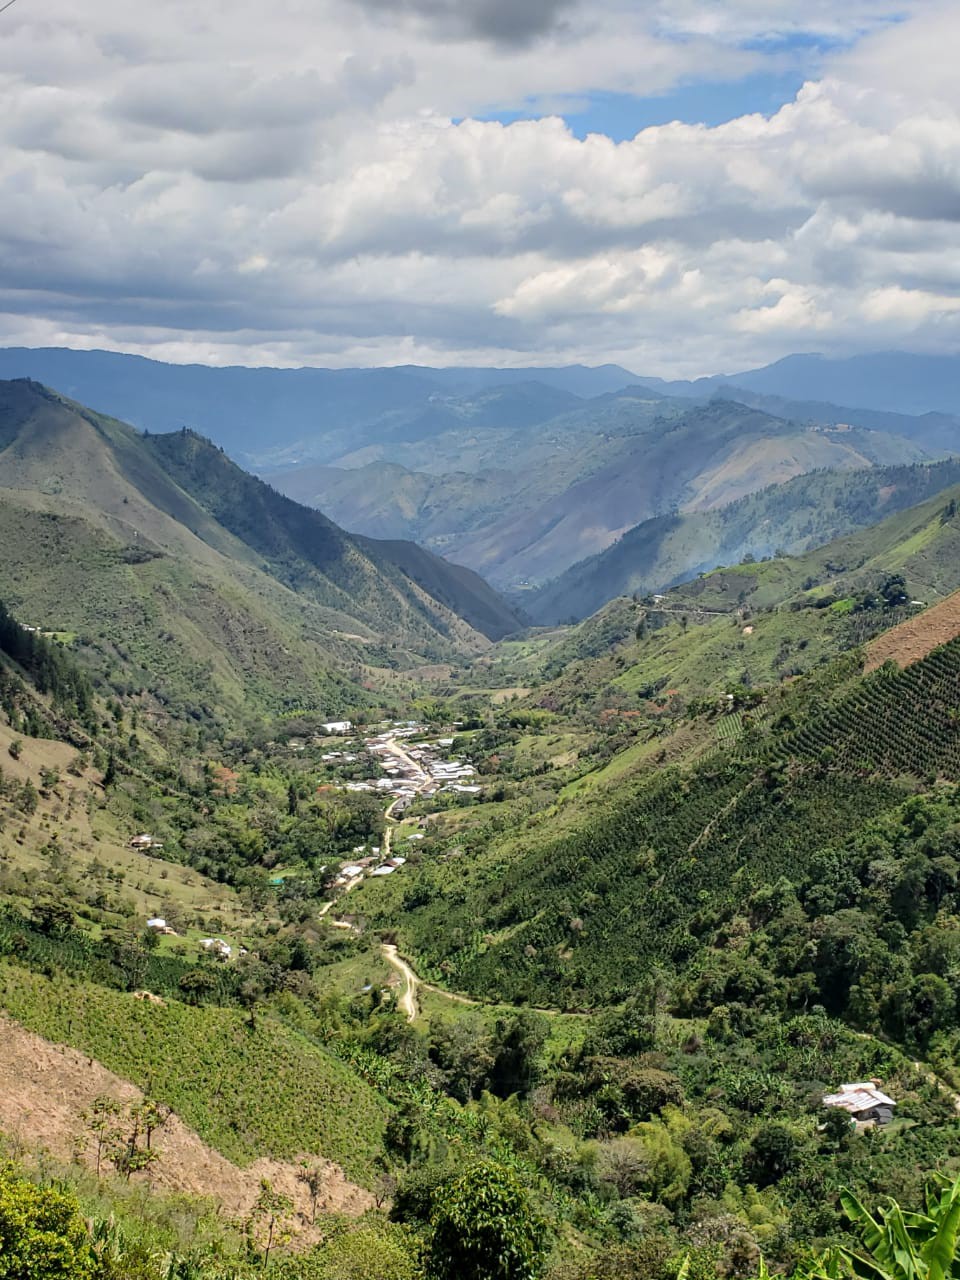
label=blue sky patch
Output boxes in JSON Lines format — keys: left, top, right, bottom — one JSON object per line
{"left": 469, "top": 69, "right": 808, "bottom": 140}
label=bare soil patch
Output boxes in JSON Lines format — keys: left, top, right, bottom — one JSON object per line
{"left": 0, "top": 1015, "right": 373, "bottom": 1231}
{"left": 865, "top": 591, "right": 960, "bottom": 673}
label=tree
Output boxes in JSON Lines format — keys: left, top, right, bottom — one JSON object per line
{"left": 0, "top": 1167, "right": 96, "bottom": 1278}
{"left": 248, "top": 1180, "right": 293, "bottom": 1269}
{"left": 82, "top": 1095, "right": 121, "bottom": 1178}
{"left": 488, "top": 1012, "right": 549, "bottom": 1099}
{"left": 109, "top": 1099, "right": 169, "bottom": 1180}
{"left": 81, "top": 1096, "right": 168, "bottom": 1182}
{"left": 308, "top": 1222, "right": 422, "bottom": 1280}
{"left": 429, "top": 1161, "right": 548, "bottom": 1280}
{"left": 595, "top": 1136, "right": 651, "bottom": 1198}
{"left": 32, "top": 899, "right": 74, "bottom": 938}
{"left": 178, "top": 966, "right": 219, "bottom": 1005}
{"left": 297, "top": 1160, "right": 326, "bottom": 1224}
{"left": 745, "top": 1123, "right": 798, "bottom": 1188}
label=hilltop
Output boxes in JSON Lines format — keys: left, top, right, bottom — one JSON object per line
{"left": 639, "top": 350, "right": 960, "bottom": 417}
{"left": 0, "top": 347, "right": 633, "bottom": 462}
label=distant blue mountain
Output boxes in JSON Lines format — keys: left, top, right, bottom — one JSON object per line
{"left": 637, "top": 351, "right": 960, "bottom": 416}
{"left": 0, "top": 348, "right": 639, "bottom": 461}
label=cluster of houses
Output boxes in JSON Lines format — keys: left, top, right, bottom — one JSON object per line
{"left": 330, "top": 852, "right": 407, "bottom": 888}
{"left": 144, "top": 917, "right": 243, "bottom": 961}
{"left": 341, "top": 725, "right": 481, "bottom": 804}
{"left": 200, "top": 937, "right": 235, "bottom": 960}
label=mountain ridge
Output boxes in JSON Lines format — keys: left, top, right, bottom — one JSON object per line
{"left": 527, "top": 456, "right": 960, "bottom": 623}
{"left": 0, "top": 379, "right": 521, "bottom": 726}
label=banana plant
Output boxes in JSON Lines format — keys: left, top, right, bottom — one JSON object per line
{"left": 798, "top": 1174, "right": 960, "bottom": 1280}
{"left": 679, "top": 1176, "right": 960, "bottom": 1280}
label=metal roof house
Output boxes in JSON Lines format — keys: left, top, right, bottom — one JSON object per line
{"left": 823, "top": 1082, "right": 897, "bottom": 1125}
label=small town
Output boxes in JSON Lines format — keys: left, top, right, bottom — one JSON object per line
{"left": 321, "top": 722, "right": 479, "bottom": 894}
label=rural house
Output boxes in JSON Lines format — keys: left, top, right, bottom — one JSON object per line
{"left": 823, "top": 1081, "right": 897, "bottom": 1125}
{"left": 130, "top": 833, "right": 163, "bottom": 851}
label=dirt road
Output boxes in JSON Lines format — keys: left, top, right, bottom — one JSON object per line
{"left": 382, "top": 944, "right": 419, "bottom": 1022}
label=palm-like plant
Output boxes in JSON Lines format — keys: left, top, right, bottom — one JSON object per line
{"left": 802, "top": 1174, "right": 960, "bottom": 1280}
{"left": 687, "top": 1174, "right": 960, "bottom": 1280}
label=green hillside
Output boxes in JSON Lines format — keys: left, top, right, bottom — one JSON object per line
{"left": 276, "top": 397, "right": 929, "bottom": 590}
{"left": 7, "top": 377, "right": 960, "bottom": 1280}
{"left": 2, "top": 494, "right": 960, "bottom": 1280}
{"left": 0, "top": 965, "right": 389, "bottom": 1181}
{"left": 495, "top": 480, "right": 960, "bottom": 722}
{"left": 0, "top": 380, "right": 519, "bottom": 727}
{"left": 145, "top": 426, "right": 522, "bottom": 642}
{"left": 529, "top": 457, "right": 960, "bottom": 623}
{"left": 373, "top": 632, "right": 960, "bottom": 1009}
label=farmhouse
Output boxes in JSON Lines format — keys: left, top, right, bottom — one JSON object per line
{"left": 200, "top": 937, "right": 232, "bottom": 959}
{"left": 321, "top": 720, "right": 353, "bottom": 735}
{"left": 145, "top": 917, "right": 177, "bottom": 935}
{"left": 823, "top": 1081, "right": 897, "bottom": 1125}
{"left": 130, "top": 833, "right": 163, "bottom": 851}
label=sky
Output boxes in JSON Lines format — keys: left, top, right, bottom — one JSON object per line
{"left": 0, "top": 0, "right": 957, "bottom": 375}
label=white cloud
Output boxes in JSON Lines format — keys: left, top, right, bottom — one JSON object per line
{"left": 0, "top": 0, "right": 956, "bottom": 374}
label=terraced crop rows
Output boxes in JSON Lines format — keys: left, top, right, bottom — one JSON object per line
{"left": 790, "top": 636, "right": 960, "bottom": 779}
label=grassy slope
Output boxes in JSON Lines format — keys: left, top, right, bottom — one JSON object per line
{"left": 0, "top": 381, "right": 514, "bottom": 723}
{"left": 0, "top": 711, "right": 255, "bottom": 941}
{"left": 145, "top": 427, "right": 521, "bottom": 644}
{"left": 529, "top": 458, "right": 960, "bottom": 624}
{"left": 514, "top": 482, "right": 960, "bottom": 712}
{"left": 0, "top": 965, "right": 389, "bottom": 1183}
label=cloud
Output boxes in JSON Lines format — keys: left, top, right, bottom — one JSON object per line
{"left": 347, "top": 0, "right": 581, "bottom": 48}
{"left": 0, "top": 0, "right": 956, "bottom": 375}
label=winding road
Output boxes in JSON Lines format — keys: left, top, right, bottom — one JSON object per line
{"left": 382, "top": 945, "right": 420, "bottom": 1021}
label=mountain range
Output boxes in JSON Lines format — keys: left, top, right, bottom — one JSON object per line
{"left": 527, "top": 456, "right": 960, "bottom": 623}
{"left": 0, "top": 346, "right": 957, "bottom": 602}
{"left": 5, "top": 362, "right": 960, "bottom": 1279}
{"left": 0, "top": 379, "right": 522, "bottom": 727}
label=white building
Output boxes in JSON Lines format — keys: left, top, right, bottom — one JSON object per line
{"left": 823, "top": 1082, "right": 896, "bottom": 1125}
{"left": 200, "top": 938, "right": 232, "bottom": 959}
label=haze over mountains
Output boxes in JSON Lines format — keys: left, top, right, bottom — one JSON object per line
{"left": 528, "top": 457, "right": 960, "bottom": 624}
{"left": 0, "top": 346, "right": 957, "bottom": 615}
{"left": 0, "top": 379, "right": 522, "bottom": 726}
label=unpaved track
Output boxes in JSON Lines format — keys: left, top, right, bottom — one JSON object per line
{"left": 329, "top": 736, "right": 591, "bottom": 1019}
{"left": 383, "top": 945, "right": 419, "bottom": 1021}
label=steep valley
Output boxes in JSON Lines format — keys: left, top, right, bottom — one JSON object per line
{"left": 2, "top": 377, "right": 960, "bottom": 1280}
